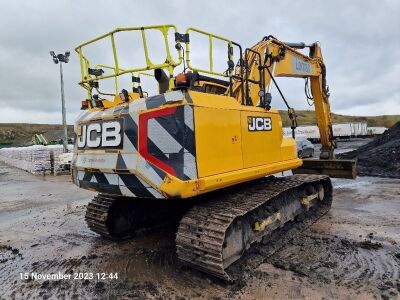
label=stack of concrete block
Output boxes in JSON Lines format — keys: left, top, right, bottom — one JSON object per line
{"left": 0, "top": 145, "right": 52, "bottom": 175}
{"left": 31, "top": 146, "right": 52, "bottom": 174}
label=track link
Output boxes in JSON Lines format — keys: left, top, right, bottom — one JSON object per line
{"left": 85, "top": 194, "right": 117, "bottom": 239}
{"left": 176, "top": 174, "right": 332, "bottom": 280}
{"left": 85, "top": 194, "right": 188, "bottom": 240}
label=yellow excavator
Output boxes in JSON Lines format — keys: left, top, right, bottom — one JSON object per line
{"left": 72, "top": 25, "right": 356, "bottom": 280}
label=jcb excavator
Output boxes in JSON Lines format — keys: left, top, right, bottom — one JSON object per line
{"left": 72, "top": 25, "right": 356, "bottom": 280}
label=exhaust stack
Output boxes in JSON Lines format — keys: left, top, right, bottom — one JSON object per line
{"left": 154, "top": 68, "right": 169, "bottom": 94}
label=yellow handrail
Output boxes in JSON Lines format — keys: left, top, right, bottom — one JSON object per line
{"left": 185, "top": 27, "right": 234, "bottom": 77}
{"left": 75, "top": 25, "right": 238, "bottom": 100}
{"left": 93, "top": 64, "right": 154, "bottom": 96}
{"left": 75, "top": 25, "right": 182, "bottom": 97}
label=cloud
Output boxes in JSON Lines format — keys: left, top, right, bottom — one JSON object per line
{"left": 0, "top": 0, "right": 399, "bottom": 124}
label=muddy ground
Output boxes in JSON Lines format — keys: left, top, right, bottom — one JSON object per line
{"left": 1, "top": 145, "right": 400, "bottom": 299}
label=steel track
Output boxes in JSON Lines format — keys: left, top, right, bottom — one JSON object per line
{"left": 85, "top": 194, "right": 117, "bottom": 238}
{"left": 85, "top": 194, "right": 186, "bottom": 239}
{"left": 176, "top": 174, "right": 332, "bottom": 280}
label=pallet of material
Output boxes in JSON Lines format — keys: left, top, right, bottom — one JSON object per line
{"left": 47, "top": 144, "right": 73, "bottom": 175}
{"left": 0, "top": 145, "right": 52, "bottom": 175}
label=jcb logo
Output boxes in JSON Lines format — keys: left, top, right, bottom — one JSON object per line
{"left": 248, "top": 117, "right": 272, "bottom": 131}
{"left": 77, "top": 120, "right": 122, "bottom": 149}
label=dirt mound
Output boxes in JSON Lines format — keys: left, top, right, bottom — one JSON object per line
{"left": 339, "top": 122, "right": 400, "bottom": 178}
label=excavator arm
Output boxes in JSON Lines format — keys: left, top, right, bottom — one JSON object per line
{"left": 230, "top": 36, "right": 356, "bottom": 178}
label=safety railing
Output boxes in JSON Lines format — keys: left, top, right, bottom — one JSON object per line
{"left": 75, "top": 25, "right": 249, "bottom": 104}
{"left": 184, "top": 27, "right": 235, "bottom": 77}
{"left": 75, "top": 25, "right": 182, "bottom": 97}
{"left": 183, "top": 27, "right": 245, "bottom": 103}
{"left": 92, "top": 64, "right": 154, "bottom": 96}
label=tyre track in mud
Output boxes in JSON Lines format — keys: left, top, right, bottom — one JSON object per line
{"left": 264, "top": 233, "right": 400, "bottom": 296}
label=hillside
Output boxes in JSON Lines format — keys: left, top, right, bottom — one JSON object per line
{"left": 0, "top": 123, "right": 74, "bottom": 147}
{"left": 1, "top": 112, "right": 399, "bottom": 147}
{"left": 279, "top": 111, "right": 400, "bottom": 128}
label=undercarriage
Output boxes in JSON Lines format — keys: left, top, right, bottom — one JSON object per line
{"left": 85, "top": 174, "right": 332, "bottom": 280}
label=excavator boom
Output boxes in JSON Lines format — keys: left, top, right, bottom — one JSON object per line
{"left": 229, "top": 36, "right": 356, "bottom": 178}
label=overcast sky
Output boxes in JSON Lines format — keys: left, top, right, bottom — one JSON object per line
{"left": 0, "top": 0, "right": 399, "bottom": 124}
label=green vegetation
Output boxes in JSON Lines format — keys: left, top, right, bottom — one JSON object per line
{"left": 279, "top": 110, "right": 400, "bottom": 128}
{"left": 0, "top": 141, "right": 13, "bottom": 147}
{"left": 0, "top": 123, "right": 74, "bottom": 147}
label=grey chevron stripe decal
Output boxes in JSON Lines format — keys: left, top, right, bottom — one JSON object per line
{"left": 145, "top": 104, "right": 197, "bottom": 180}
{"left": 78, "top": 170, "right": 165, "bottom": 199}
